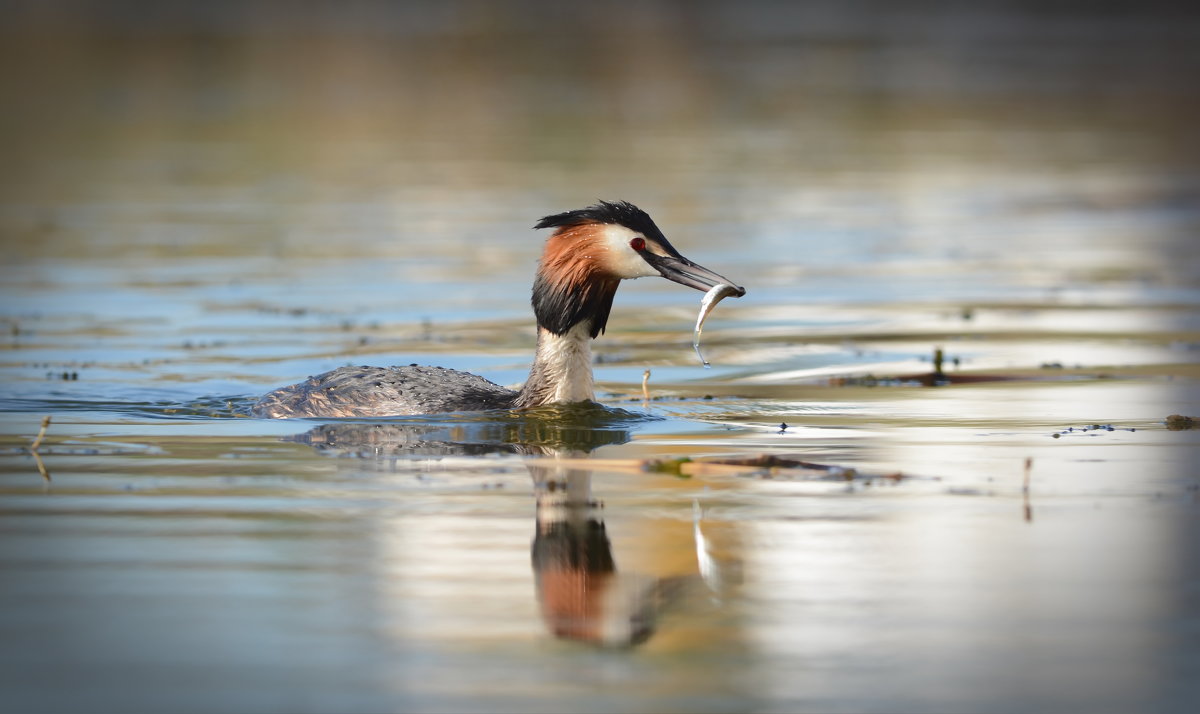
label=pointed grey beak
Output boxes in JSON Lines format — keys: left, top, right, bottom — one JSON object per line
{"left": 643, "top": 253, "right": 746, "bottom": 296}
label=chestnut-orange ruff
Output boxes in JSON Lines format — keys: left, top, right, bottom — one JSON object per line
{"left": 532, "top": 223, "right": 621, "bottom": 338}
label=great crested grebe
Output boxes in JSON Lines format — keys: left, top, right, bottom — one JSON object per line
{"left": 253, "top": 201, "right": 745, "bottom": 418}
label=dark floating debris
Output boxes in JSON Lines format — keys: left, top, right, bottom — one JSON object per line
{"left": 1166, "top": 414, "right": 1197, "bottom": 431}
{"left": 892, "top": 347, "right": 1026, "bottom": 387}
{"left": 638, "top": 453, "right": 909, "bottom": 485}
{"left": 1052, "top": 422, "right": 1138, "bottom": 437}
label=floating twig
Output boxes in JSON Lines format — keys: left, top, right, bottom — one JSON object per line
{"left": 30, "top": 415, "right": 51, "bottom": 452}
{"left": 29, "top": 415, "right": 52, "bottom": 482}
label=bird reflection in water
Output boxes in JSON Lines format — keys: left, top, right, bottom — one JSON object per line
{"left": 529, "top": 461, "right": 738, "bottom": 647}
{"left": 282, "top": 404, "right": 739, "bottom": 647}
{"left": 286, "top": 404, "right": 633, "bottom": 458}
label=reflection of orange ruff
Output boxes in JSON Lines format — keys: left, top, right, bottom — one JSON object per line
{"left": 532, "top": 506, "right": 626, "bottom": 644}
{"left": 537, "top": 570, "right": 615, "bottom": 641}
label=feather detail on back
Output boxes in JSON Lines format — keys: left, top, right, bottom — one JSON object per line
{"left": 253, "top": 365, "right": 517, "bottom": 418}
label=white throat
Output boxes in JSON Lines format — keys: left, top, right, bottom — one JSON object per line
{"left": 517, "top": 322, "right": 595, "bottom": 407}
{"left": 535, "top": 322, "right": 595, "bottom": 403}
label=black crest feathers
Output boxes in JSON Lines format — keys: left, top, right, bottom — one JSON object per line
{"left": 534, "top": 200, "right": 667, "bottom": 242}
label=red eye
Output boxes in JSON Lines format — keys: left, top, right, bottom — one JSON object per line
{"left": 630, "top": 237, "right": 645, "bottom": 251}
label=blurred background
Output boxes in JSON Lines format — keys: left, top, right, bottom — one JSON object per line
{"left": 3, "top": 0, "right": 1198, "bottom": 398}
{"left": 3, "top": 0, "right": 1198, "bottom": 287}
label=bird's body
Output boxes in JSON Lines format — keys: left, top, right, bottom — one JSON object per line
{"left": 254, "top": 201, "right": 743, "bottom": 418}
{"left": 252, "top": 364, "right": 518, "bottom": 418}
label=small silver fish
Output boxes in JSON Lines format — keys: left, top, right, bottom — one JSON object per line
{"left": 693, "top": 283, "right": 741, "bottom": 367}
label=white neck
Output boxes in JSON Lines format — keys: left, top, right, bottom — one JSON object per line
{"left": 515, "top": 322, "right": 595, "bottom": 408}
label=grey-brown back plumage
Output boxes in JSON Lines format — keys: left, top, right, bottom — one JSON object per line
{"left": 252, "top": 365, "right": 518, "bottom": 418}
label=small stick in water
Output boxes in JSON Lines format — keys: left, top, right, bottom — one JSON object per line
{"left": 30, "top": 416, "right": 51, "bottom": 483}
{"left": 30, "top": 415, "right": 51, "bottom": 452}
{"left": 693, "top": 284, "right": 741, "bottom": 367}
{"left": 641, "top": 369, "right": 651, "bottom": 403}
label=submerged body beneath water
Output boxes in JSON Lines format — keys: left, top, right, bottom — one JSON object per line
{"left": 254, "top": 201, "right": 744, "bottom": 418}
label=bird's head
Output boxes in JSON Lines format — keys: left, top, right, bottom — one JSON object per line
{"left": 532, "top": 201, "right": 745, "bottom": 337}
